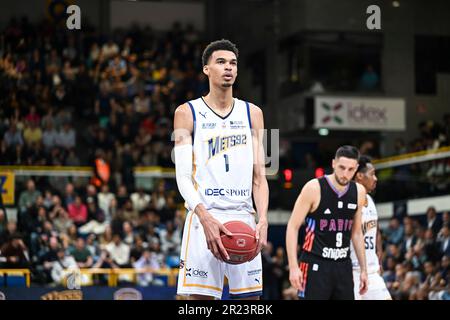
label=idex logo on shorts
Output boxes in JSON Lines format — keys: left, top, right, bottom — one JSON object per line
{"left": 186, "top": 268, "right": 208, "bottom": 278}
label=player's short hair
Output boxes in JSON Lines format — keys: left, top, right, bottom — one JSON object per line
{"left": 355, "top": 155, "right": 372, "bottom": 177}
{"left": 202, "top": 39, "right": 239, "bottom": 66}
{"left": 356, "top": 155, "right": 373, "bottom": 174}
{"left": 335, "top": 145, "right": 360, "bottom": 161}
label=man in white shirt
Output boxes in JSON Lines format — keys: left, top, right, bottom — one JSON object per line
{"left": 105, "top": 234, "right": 130, "bottom": 267}
{"left": 56, "top": 123, "right": 76, "bottom": 150}
{"left": 98, "top": 184, "right": 115, "bottom": 221}
{"left": 133, "top": 249, "right": 161, "bottom": 286}
{"left": 130, "top": 188, "right": 151, "bottom": 212}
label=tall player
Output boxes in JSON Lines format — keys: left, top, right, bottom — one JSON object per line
{"left": 350, "top": 155, "right": 391, "bottom": 300}
{"left": 173, "top": 39, "right": 269, "bottom": 300}
{"left": 286, "top": 146, "right": 368, "bottom": 299}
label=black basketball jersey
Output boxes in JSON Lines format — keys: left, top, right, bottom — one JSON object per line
{"left": 302, "top": 176, "right": 358, "bottom": 261}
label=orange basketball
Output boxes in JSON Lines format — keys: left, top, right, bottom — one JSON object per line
{"left": 220, "top": 220, "right": 257, "bottom": 265}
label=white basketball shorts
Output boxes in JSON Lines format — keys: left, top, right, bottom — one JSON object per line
{"left": 353, "top": 270, "right": 391, "bottom": 300}
{"left": 177, "top": 210, "right": 263, "bottom": 299}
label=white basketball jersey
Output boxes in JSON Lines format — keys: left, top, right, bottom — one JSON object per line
{"left": 187, "top": 97, "right": 254, "bottom": 214}
{"left": 350, "top": 194, "right": 380, "bottom": 274}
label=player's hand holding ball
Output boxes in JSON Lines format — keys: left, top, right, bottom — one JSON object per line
{"left": 196, "top": 205, "right": 232, "bottom": 261}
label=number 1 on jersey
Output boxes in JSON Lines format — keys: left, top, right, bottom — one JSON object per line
{"left": 223, "top": 154, "right": 229, "bottom": 172}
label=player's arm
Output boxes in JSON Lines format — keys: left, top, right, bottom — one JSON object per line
{"left": 286, "top": 179, "right": 318, "bottom": 290}
{"left": 352, "top": 183, "right": 368, "bottom": 295}
{"left": 173, "top": 104, "right": 231, "bottom": 261}
{"left": 250, "top": 104, "right": 269, "bottom": 257}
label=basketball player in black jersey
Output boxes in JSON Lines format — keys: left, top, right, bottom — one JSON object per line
{"left": 286, "top": 146, "right": 368, "bottom": 299}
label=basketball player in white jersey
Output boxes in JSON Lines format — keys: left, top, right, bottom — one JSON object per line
{"left": 350, "top": 155, "right": 391, "bottom": 300}
{"left": 173, "top": 39, "right": 269, "bottom": 300}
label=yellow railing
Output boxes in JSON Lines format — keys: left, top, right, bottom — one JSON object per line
{"left": 0, "top": 268, "right": 179, "bottom": 288}
{"left": 75, "top": 268, "right": 179, "bottom": 287}
{"left": 0, "top": 269, "right": 31, "bottom": 287}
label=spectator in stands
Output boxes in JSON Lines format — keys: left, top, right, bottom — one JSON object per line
{"left": 425, "top": 206, "right": 442, "bottom": 237}
{"left": 52, "top": 207, "right": 73, "bottom": 236}
{"left": 122, "top": 221, "right": 135, "bottom": 246}
{"left": 3, "top": 121, "right": 23, "bottom": 151}
{"left": 56, "top": 122, "right": 76, "bottom": 150}
{"left": 385, "top": 218, "right": 404, "bottom": 245}
{"left": 129, "top": 234, "right": 147, "bottom": 264}
{"left": 102, "top": 38, "right": 119, "bottom": 60}
{"left": 133, "top": 248, "right": 161, "bottom": 286}
{"left": 146, "top": 223, "right": 161, "bottom": 247}
{"left": 98, "top": 184, "right": 115, "bottom": 221}
{"left": 437, "top": 225, "right": 450, "bottom": 257}
{"left": 0, "top": 233, "right": 30, "bottom": 268}
{"left": 99, "top": 225, "right": 113, "bottom": 250}
{"left": 63, "top": 183, "right": 76, "bottom": 207}
{"left": 401, "top": 219, "right": 418, "bottom": 255}
{"left": 70, "top": 237, "right": 93, "bottom": 269}
{"left": 67, "top": 195, "right": 88, "bottom": 226}
{"left": 78, "top": 201, "right": 107, "bottom": 235}
{"left": 159, "top": 221, "right": 181, "bottom": 261}
{"left": 23, "top": 120, "right": 43, "bottom": 147}
{"left": 50, "top": 248, "right": 77, "bottom": 285}
{"left": 116, "top": 184, "right": 129, "bottom": 209}
{"left": 359, "top": 64, "right": 379, "bottom": 91}
{"left": 92, "top": 249, "right": 119, "bottom": 270}
{"left": 423, "top": 228, "right": 441, "bottom": 263}
{"left": 387, "top": 243, "right": 404, "bottom": 264}
{"left": 85, "top": 233, "right": 99, "bottom": 259}
{"left": 0, "top": 221, "right": 17, "bottom": 246}
{"left": 65, "top": 148, "right": 81, "bottom": 166}
{"left": 122, "top": 199, "right": 139, "bottom": 223}
{"left": 442, "top": 211, "right": 449, "bottom": 228}
{"left": 105, "top": 233, "right": 130, "bottom": 268}
{"left": 18, "top": 179, "right": 41, "bottom": 216}
{"left": 130, "top": 187, "right": 151, "bottom": 212}
{"left": 37, "top": 236, "right": 61, "bottom": 283}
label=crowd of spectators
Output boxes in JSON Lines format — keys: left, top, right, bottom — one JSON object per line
{"left": 0, "top": 16, "right": 208, "bottom": 192}
{"left": 0, "top": 17, "right": 206, "bottom": 287}
{"left": 0, "top": 178, "right": 184, "bottom": 287}
{"left": 378, "top": 207, "right": 449, "bottom": 300}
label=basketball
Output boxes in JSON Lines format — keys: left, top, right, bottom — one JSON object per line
{"left": 220, "top": 221, "right": 258, "bottom": 265}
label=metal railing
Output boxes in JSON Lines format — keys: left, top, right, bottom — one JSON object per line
{"left": 0, "top": 268, "right": 178, "bottom": 288}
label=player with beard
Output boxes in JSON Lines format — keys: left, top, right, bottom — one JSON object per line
{"left": 286, "top": 145, "right": 368, "bottom": 299}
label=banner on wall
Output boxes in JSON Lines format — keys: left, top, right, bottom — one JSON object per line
{"left": 0, "top": 171, "right": 15, "bottom": 205}
{"left": 314, "top": 96, "right": 406, "bottom": 131}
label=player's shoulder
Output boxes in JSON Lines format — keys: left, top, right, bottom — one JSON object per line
{"left": 175, "top": 102, "right": 190, "bottom": 114}
{"left": 366, "top": 194, "right": 376, "bottom": 207}
{"left": 354, "top": 181, "right": 366, "bottom": 194}
{"left": 302, "top": 178, "right": 321, "bottom": 193}
{"left": 246, "top": 101, "right": 263, "bottom": 115}
{"left": 174, "top": 102, "right": 195, "bottom": 130}
{"left": 174, "top": 101, "right": 196, "bottom": 119}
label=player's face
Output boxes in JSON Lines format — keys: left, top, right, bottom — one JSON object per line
{"left": 332, "top": 157, "right": 358, "bottom": 186}
{"left": 357, "top": 164, "right": 377, "bottom": 193}
{"left": 203, "top": 50, "right": 237, "bottom": 88}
